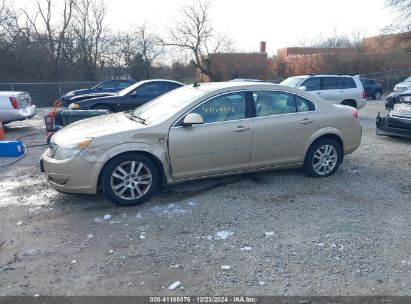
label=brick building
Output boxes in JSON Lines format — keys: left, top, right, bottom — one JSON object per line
{"left": 197, "top": 41, "right": 269, "bottom": 82}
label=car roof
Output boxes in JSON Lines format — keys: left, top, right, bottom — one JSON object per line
{"left": 138, "top": 79, "right": 184, "bottom": 85}
{"left": 184, "top": 81, "right": 305, "bottom": 94}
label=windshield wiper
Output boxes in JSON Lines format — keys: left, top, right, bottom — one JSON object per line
{"left": 126, "top": 111, "right": 147, "bottom": 125}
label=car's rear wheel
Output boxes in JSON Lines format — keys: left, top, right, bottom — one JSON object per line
{"left": 101, "top": 153, "right": 159, "bottom": 206}
{"left": 303, "top": 139, "right": 342, "bottom": 177}
{"left": 93, "top": 104, "right": 113, "bottom": 112}
{"left": 373, "top": 91, "right": 382, "bottom": 100}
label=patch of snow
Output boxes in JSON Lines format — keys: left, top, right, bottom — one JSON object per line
{"left": 167, "top": 281, "right": 181, "bottom": 290}
{"left": 240, "top": 246, "right": 252, "bottom": 251}
{"left": 216, "top": 231, "right": 234, "bottom": 240}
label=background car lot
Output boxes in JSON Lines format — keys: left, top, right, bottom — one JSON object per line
{"left": 0, "top": 101, "right": 410, "bottom": 295}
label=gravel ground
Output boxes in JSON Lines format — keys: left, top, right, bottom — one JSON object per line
{"left": 0, "top": 101, "right": 410, "bottom": 296}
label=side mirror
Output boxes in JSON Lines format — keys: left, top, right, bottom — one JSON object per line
{"left": 299, "top": 86, "right": 307, "bottom": 91}
{"left": 97, "top": 86, "right": 103, "bottom": 90}
{"left": 183, "top": 113, "right": 203, "bottom": 126}
{"left": 130, "top": 92, "right": 138, "bottom": 97}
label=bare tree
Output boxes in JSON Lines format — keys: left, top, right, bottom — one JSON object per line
{"left": 0, "top": 0, "right": 21, "bottom": 51}
{"left": 72, "top": 0, "right": 108, "bottom": 80}
{"left": 117, "top": 24, "right": 163, "bottom": 80}
{"left": 164, "top": 0, "right": 232, "bottom": 81}
{"left": 21, "top": 0, "right": 76, "bottom": 79}
{"left": 385, "top": 0, "right": 411, "bottom": 52}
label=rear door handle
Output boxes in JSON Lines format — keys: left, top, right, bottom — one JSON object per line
{"left": 233, "top": 126, "right": 250, "bottom": 132}
{"left": 300, "top": 118, "right": 313, "bottom": 124}
{"left": 339, "top": 90, "right": 344, "bottom": 93}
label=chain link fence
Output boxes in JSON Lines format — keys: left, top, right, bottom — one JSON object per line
{"left": 360, "top": 69, "right": 411, "bottom": 92}
{"left": 0, "top": 82, "right": 99, "bottom": 107}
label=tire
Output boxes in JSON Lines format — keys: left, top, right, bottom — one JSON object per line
{"left": 303, "top": 138, "right": 342, "bottom": 178}
{"left": 373, "top": 91, "right": 382, "bottom": 100}
{"left": 341, "top": 100, "right": 357, "bottom": 108}
{"left": 92, "top": 104, "right": 113, "bottom": 112}
{"left": 101, "top": 153, "right": 160, "bottom": 206}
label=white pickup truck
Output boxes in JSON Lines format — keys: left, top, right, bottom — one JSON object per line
{"left": 0, "top": 91, "right": 37, "bottom": 124}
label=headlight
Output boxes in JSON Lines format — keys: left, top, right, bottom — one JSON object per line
{"left": 68, "top": 103, "right": 80, "bottom": 109}
{"left": 51, "top": 138, "right": 93, "bottom": 160}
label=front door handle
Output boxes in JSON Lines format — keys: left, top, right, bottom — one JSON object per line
{"left": 300, "top": 118, "right": 313, "bottom": 124}
{"left": 233, "top": 126, "right": 250, "bottom": 132}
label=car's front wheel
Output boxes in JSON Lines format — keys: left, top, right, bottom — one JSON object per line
{"left": 101, "top": 153, "right": 159, "bottom": 206}
{"left": 303, "top": 139, "right": 342, "bottom": 177}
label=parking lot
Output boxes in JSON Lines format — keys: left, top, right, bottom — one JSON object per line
{"left": 0, "top": 100, "right": 410, "bottom": 295}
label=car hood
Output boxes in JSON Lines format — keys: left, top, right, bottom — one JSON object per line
{"left": 51, "top": 112, "right": 145, "bottom": 145}
{"left": 71, "top": 92, "right": 117, "bottom": 102}
{"left": 395, "top": 81, "right": 411, "bottom": 89}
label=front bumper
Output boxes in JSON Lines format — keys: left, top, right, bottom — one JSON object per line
{"left": 376, "top": 114, "right": 411, "bottom": 139}
{"left": 40, "top": 151, "right": 101, "bottom": 194}
{"left": 1, "top": 105, "right": 37, "bottom": 123}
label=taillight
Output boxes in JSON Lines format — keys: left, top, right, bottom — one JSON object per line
{"left": 352, "top": 109, "right": 359, "bottom": 119}
{"left": 362, "top": 90, "right": 366, "bottom": 99}
{"left": 9, "top": 97, "right": 18, "bottom": 109}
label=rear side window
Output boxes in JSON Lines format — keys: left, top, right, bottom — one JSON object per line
{"left": 253, "top": 91, "right": 297, "bottom": 117}
{"left": 322, "top": 77, "right": 342, "bottom": 90}
{"left": 341, "top": 77, "right": 357, "bottom": 89}
{"left": 301, "top": 78, "right": 321, "bottom": 91}
{"left": 294, "top": 95, "right": 316, "bottom": 112}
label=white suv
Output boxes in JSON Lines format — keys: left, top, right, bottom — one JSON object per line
{"left": 280, "top": 75, "right": 367, "bottom": 109}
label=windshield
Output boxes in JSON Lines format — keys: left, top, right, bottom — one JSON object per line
{"left": 131, "top": 86, "right": 206, "bottom": 125}
{"left": 280, "top": 76, "right": 306, "bottom": 87}
{"left": 92, "top": 81, "right": 104, "bottom": 89}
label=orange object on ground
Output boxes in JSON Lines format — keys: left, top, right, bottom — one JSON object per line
{"left": 0, "top": 118, "right": 5, "bottom": 140}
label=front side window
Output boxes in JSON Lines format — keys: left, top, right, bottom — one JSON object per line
{"left": 190, "top": 92, "right": 246, "bottom": 123}
{"left": 322, "top": 77, "right": 342, "bottom": 90}
{"left": 254, "top": 91, "right": 296, "bottom": 117}
{"left": 301, "top": 77, "right": 321, "bottom": 91}
{"left": 116, "top": 81, "right": 133, "bottom": 89}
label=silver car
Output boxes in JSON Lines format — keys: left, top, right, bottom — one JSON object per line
{"left": 0, "top": 91, "right": 37, "bottom": 124}
{"left": 41, "top": 82, "right": 362, "bottom": 206}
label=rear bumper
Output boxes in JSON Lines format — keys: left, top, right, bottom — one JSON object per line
{"left": 1, "top": 105, "right": 37, "bottom": 123}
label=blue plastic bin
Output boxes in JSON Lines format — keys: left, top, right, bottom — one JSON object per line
{"left": 0, "top": 140, "right": 25, "bottom": 157}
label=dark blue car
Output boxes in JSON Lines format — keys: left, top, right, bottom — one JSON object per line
{"left": 62, "top": 79, "right": 136, "bottom": 106}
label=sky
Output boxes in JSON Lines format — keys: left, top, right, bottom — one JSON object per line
{"left": 18, "top": 0, "right": 398, "bottom": 55}
{"left": 102, "top": 0, "right": 397, "bottom": 54}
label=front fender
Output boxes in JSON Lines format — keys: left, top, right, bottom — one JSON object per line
{"left": 82, "top": 141, "right": 171, "bottom": 186}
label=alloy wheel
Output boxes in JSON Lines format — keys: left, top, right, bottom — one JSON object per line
{"left": 110, "top": 161, "right": 152, "bottom": 200}
{"left": 312, "top": 144, "right": 338, "bottom": 176}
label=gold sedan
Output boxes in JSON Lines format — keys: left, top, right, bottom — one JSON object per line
{"left": 41, "top": 82, "right": 362, "bottom": 206}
